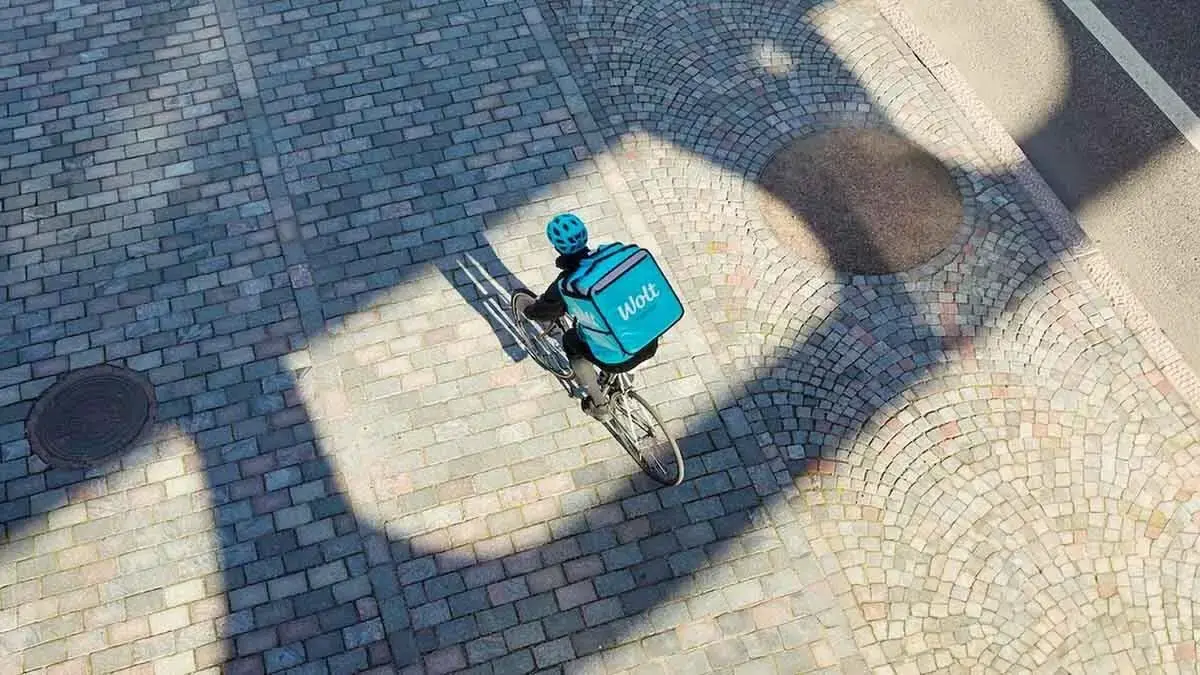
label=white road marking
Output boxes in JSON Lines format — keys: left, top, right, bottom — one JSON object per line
{"left": 1061, "top": 0, "right": 1200, "bottom": 153}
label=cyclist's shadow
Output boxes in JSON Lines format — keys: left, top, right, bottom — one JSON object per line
{"left": 447, "top": 246, "right": 588, "bottom": 399}
{"left": 440, "top": 246, "right": 529, "bottom": 365}
{"left": 460, "top": 252, "right": 612, "bottom": 406}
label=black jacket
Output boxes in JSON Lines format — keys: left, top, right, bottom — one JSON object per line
{"left": 524, "top": 247, "right": 660, "bottom": 369}
{"left": 523, "top": 249, "right": 590, "bottom": 321}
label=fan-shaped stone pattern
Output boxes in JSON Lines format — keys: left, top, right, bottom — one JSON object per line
{"left": 543, "top": 0, "right": 1200, "bottom": 671}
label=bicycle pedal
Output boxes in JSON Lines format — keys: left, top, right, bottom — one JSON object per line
{"left": 581, "top": 398, "right": 612, "bottom": 422}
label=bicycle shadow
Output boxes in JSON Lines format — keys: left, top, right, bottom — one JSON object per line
{"left": 464, "top": 256, "right": 596, "bottom": 401}
{"left": 445, "top": 251, "right": 529, "bottom": 365}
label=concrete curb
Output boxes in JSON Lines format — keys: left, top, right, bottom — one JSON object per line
{"left": 876, "top": 0, "right": 1200, "bottom": 418}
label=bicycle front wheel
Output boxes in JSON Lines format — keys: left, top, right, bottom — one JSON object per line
{"left": 510, "top": 289, "right": 574, "bottom": 379}
{"left": 604, "top": 390, "right": 683, "bottom": 486}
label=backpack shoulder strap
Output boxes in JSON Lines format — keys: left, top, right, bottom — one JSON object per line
{"left": 567, "top": 243, "right": 633, "bottom": 294}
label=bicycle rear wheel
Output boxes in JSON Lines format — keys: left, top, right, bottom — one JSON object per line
{"left": 604, "top": 389, "right": 683, "bottom": 486}
{"left": 510, "top": 289, "right": 574, "bottom": 379}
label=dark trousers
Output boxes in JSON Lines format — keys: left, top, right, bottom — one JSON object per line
{"left": 562, "top": 328, "right": 658, "bottom": 403}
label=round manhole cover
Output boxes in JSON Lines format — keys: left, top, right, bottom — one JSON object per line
{"left": 27, "top": 364, "right": 156, "bottom": 469}
{"left": 757, "top": 128, "right": 963, "bottom": 274}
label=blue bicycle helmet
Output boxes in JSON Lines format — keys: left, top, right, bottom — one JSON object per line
{"left": 546, "top": 213, "right": 588, "bottom": 255}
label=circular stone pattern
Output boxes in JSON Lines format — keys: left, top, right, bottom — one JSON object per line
{"left": 27, "top": 364, "right": 156, "bottom": 469}
{"left": 757, "top": 128, "right": 963, "bottom": 274}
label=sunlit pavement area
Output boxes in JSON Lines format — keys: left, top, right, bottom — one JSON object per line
{"left": 3, "top": 0, "right": 1200, "bottom": 673}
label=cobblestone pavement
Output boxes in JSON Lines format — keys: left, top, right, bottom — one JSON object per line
{"left": 2, "top": 0, "right": 1199, "bottom": 673}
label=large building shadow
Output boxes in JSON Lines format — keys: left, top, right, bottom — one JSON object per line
{"left": 1011, "top": 0, "right": 1190, "bottom": 211}
{"left": 0, "top": 0, "right": 1194, "bottom": 672}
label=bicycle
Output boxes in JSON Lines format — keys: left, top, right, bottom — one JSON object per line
{"left": 509, "top": 289, "right": 684, "bottom": 486}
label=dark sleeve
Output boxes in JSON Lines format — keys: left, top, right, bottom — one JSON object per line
{"left": 523, "top": 274, "right": 567, "bottom": 321}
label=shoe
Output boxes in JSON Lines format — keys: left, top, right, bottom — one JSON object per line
{"left": 582, "top": 397, "right": 612, "bottom": 422}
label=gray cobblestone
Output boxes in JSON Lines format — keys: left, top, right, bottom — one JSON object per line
{"left": 491, "top": 649, "right": 535, "bottom": 674}
{"left": 487, "top": 577, "right": 529, "bottom": 605}
{"left": 343, "top": 618, "right": 384, "bottom": 648}
{"left": 411, "top": 600, "right": 451, "bottom": 630}
{"left": 502, "top": 620, "right": 544, "bottom": 650}
{"left": 474, "top": 603, "right": 519, "bottom": 636}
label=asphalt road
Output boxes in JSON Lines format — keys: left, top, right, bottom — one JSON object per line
{"left": 1095, "top": 0, "right": 1200, "bottom": 112}
{"left": 898, "top": 0, "right": 1200, "bottom": 368}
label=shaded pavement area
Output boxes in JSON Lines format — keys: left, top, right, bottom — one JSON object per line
{"left": 1, "top": 0, "right": 1199, "bottom": 673}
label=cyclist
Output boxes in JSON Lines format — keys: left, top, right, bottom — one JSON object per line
{"left": 522, "top": 213, "right": 659, "bottom": 420}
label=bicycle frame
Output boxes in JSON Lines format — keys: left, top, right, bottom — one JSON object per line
{"left": 597, "top": 370, "right": 631, "bottom": 397}
{"left": 511, "top": 288, "right": 683, "bottom": 486}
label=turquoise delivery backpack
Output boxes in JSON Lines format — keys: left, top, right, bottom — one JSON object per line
{"left": 559, "top": 243, "right": 684, "bottom": 365}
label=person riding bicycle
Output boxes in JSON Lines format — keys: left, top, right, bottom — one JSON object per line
{"left": 522, "top": 213, "right": 659, "bottom": 420}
